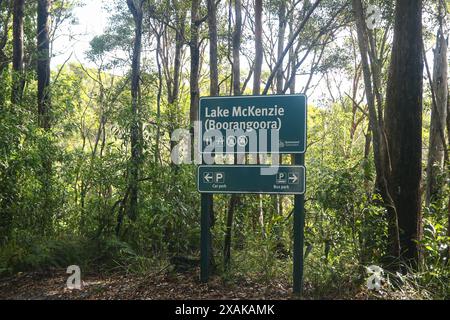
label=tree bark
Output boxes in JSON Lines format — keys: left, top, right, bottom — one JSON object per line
{"left": 168, "top": 4, "right": 185, "bottom": 159}
{"left": 276, "top": 0, "right": 286, "bottom": 93}
{"left": 224, "top": 0, "right": 242, "bottom": 268}
{"left": 208, "top": 0, "right": 218, "bottom": 97}
{"left": 37, "top": 0, "right": 51, "bottom": 131}
{"left": 12, "top": 0, "right": 24, "bottom": 104}
{"left": 37, "top": 0, "right": 52, "bottom": 234}
{"left": 189, "top": 0, "right": 200, "bottom": 126}
{"left": 425, "top": 5, "right": 448, "bottom": 207}
{"left": 126, "top": 0, "right": 144, "bottom": 222}
{"left": 207, "top": 0, "right": 218, "bottom": 271}
{"left": 384, "top": 0, "right": 423, "bottom": 265}
{"left": 352, "top": 0, "right": 401, "bottom": 262}
{"left": 447, "top": 92, "right": 450, "bottom": 260}
{"left": 253, "top": 0, "right": 264, "bottom": 235}
{"left": 232, "top": 0, "right": 242, "bottom": 96}
{"left": 253, "top": 0, "right": 263, "bottom": 95}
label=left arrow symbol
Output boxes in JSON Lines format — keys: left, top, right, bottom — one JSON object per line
{"left": 203, "top": 173, "right": 213, "bottom": 183}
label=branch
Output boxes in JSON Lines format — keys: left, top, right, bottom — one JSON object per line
{"left": 262, "top": 0, "right": 323, "bottom": 95}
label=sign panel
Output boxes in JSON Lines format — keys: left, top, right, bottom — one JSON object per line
{"left": 198, "top": 165, "right": 306, "bottom": 195}
{"left": 199, "top": 95, "right": 307, "bottom": 154}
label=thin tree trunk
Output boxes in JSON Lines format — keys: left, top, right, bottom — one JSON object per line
{"left": 447, "top": 90, "right": 450, "bottom": 260}
{"left": 253, "top": 0, "right": 263, "bottom": 95}
{"left": 189, "top": 0, "right": 200, "bottom": 127}
{"left": 425, "top": 4, "right": 448, "bottom": 206}
{"left": 208, "top": 0, "right": 218, "bottom": 97}
{"left": 12, "top": 0, "right": 24, "bottom": 104}
{"left": 37, "top": 0, "right": 51, "bottom": 131}
{"left": 168, "top": 6, "right": 184, "bottom": 160}
{"left": 37, "top": 0, "right": 52, "bottom": 234}
{"left": 155, "top": 30, "right": 163, "bottom": 165}
{"left": 352, "top": 0, "right": 400, "bottom": 262}
{"left": 384, "top": 0, "right": 423, "bottom": 266}
{"left": 288, "top": 1, "right": 296, "bottom": 94}
{"left": 224, "top": 0, "right": 242, "bottom": 269}
{"left": 253, "top": 0, "right": 264, "bottom": 236}
{"left": 126, "top": 0, "right": 144, "bottom": 222}
{"left": 207, "top": 0, "right": 218, "bottom": 271}
{"left": 276, "top": 0, "right": 286, "bottom": 93}
{"left": 232, "top": 0, "right": 241, "bottom": 96}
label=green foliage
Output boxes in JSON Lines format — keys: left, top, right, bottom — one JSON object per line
{"left": 0, "top": 0, "right": 448, "bottom": 301}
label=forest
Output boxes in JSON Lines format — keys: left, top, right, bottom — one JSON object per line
{"left": 0, "top": 0, "right": 449, "bottom": 300}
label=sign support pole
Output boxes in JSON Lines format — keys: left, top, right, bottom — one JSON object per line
{"left": 293, "top": 153, "right": 305, "bottom": 295}
{"left": 200, "top": 193, "right": 212, "bottom": 283}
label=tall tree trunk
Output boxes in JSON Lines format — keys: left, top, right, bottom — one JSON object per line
{"left": 208, "top": 0, "right": 218, "bottom": 97}
{"left": 207, "top": 0, "right": 218, "bottom": 270}
{"left": 425, "top": 4, "right": 448, "bottom": 207}
{"left": 352, "top": 0, "right": 400, "bottom": 262}
{"left": 37, "top": 0, "right": 52, "bottom": 234}
{"left": 276, "top": 0, "right": 286, "bottom": 93}
{"left": 253, "top": 0, "right": 263, "bottom": 95}
{"left": 447, "top": 93, "right": 450, "bottom": 260}
{"left": 189, "top": 0, "right": 200, "bottom": 127}
{"left": 37, "top": 0, "right": 51, "bottom": 131}
{"left": 155, "top": 29, "right": 163, "bottom": 165}
{"left": 224, "top": 0, "right": 242, "bottom": 268}
{"left": 288, "top": 1, "right": 296, "bottom": 94}
{"left": 12, "top": 0, "right": 24, "bottom": 104}
{"left": 232, "top": 0, "right": 241, "bottom": 96}
{"left": 169, "top": 3, "right": 185, "bottom": 156}
{"left": 384, "top": 0, "right": 423, "bottom": 266}
{"left": 126, "top": 0, "right": 144, "bottom": 222}
{"left": 253, "top": 0, "right": 264, "bottom": 236}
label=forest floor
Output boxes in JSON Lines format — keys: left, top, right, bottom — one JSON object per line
{"left": 0, "top": 269, "right": 370, "bottom": 300}
{"left": 0, "top": 269, "right": 295, "bottom": 300}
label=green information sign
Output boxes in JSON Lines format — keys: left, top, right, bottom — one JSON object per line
{"left": 199, "top": 95, "right": 307, "bottom": 154}
{"left": 198, "top": 165, "right": 305, "bottom": 195}
{"left": 198, "top": 95, "right": 308, "bottom": 296}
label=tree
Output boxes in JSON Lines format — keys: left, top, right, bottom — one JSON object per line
{"left": 262, "top": 0, "right": 321, "bottom": 95}
{"left": 206, "top": 0, "right": 218, "bottom": 270}
{"left": 425, "top": 0, "right": 448, "bottom": 207}
{"left": 224, "top": 0, "right": 242, "bottom": 268}
{"left": 37, "top": 0, "right": 51, "bottom": 131}
{"left": 276, "top": 0, "right": 286, "bottom": 94}
{"left": 126, "top": 0, "right": 144, "bottom": 222}
{"left": 12, "top": 0, "right": 24, "bottom": 104}
{"left": 189, "top": 0, "right": 201, "bottom": 127}
{"left": 384, "top": 0, "right": 423, "bottom": 265}
{"left": 352, "top": 0, "right": 400, "bottom": 262}
{"left": 253, "top": 0, "right": 263, "bottom": 95}
{"left": 37, "top": 0, "right": 52, "bottom": 234}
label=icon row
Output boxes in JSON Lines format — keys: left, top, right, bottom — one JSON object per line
{"left": 203, "top": 172, "right": 225, "bottom": 184}
{"left": 276, "top": 172, "right": 300, "bottom": 185}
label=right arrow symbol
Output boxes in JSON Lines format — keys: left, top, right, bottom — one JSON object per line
{"left": 289, "top": 173, "right": 299, "bottom": 184}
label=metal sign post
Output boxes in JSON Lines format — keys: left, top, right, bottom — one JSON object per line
{"left": 200, "top": 193, "right": 212, "bottom": 283}
{"left": 293, "top": 153, "right": 306, "bottom": 295}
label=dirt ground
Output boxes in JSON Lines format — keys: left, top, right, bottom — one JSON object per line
{"left": 0, "top": 269, "right": 299, "bottom": 300}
